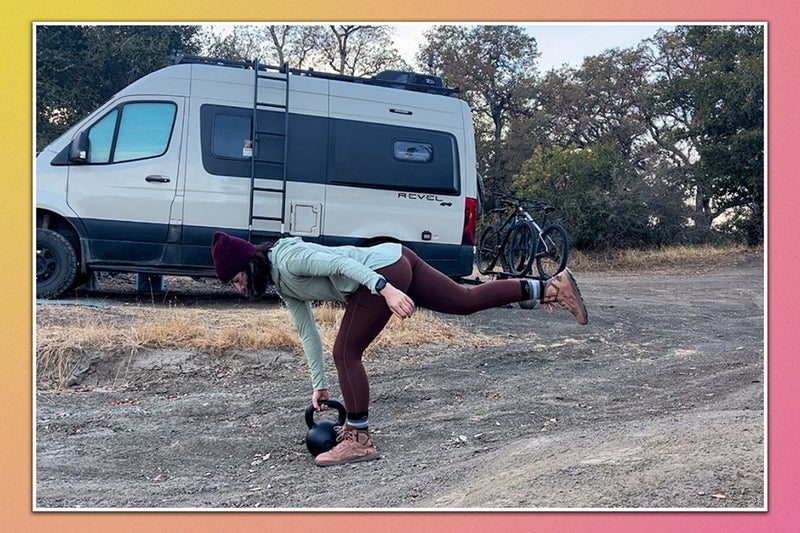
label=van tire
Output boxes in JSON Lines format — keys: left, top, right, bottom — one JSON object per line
{"left": 36, "top": 228, "right": 78, "bottom": 299}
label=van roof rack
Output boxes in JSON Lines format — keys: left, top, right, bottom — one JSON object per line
{"left": 169, "top": 51, "right": 460, "bottom": 96}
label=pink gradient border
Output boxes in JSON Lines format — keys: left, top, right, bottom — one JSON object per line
{"left": 7, "top": 0, "right": 798, "bottom": 531}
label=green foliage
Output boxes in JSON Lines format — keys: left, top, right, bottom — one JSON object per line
{"left": 36, "top": 25, "right": 200, "bottom": 150}
{"left": 36, "top": 26, "right": 88, "bottom": 149}
{"left": 690, "top": 26, "right": 764, "bottom": 245}
{"left": 508, "top": 24, "right": 764, "bottom": 249}
{"left": 644, "top": 25, "right": 764, "bottom": 245}
{"left": 514, "top": 145, "right": 692, "bottom": 249}
{"left": 536, "top": 47, "right": 651, "bottom": 158}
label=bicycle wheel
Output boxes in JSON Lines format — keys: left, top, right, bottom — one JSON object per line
{"left": 477, "top": 225, "right": 501, "bottom": 274}
{"left": 535, "top": 224, "right": 570, "bottom": 278}
{"left": 508, "top": 220, "right": 536, "bottom": 276}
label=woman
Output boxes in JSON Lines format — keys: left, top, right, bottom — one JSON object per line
{"left": 210, "top": 231, "right": 587, "bottom": 466}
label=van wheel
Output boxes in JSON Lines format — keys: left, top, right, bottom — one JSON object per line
{"left": 36, "top": 228, "right": 78, "bottom": 299}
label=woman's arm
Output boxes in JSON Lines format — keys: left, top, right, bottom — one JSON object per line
{"left": 281, "top": 245, "right": 384, "bottom": 293}
{"left": 283, "top": 296, "right": 328, "bottom": 391}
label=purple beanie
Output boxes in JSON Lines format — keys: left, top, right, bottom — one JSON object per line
{"left": 211, "top": 231, "right": 257, "bottom": 283}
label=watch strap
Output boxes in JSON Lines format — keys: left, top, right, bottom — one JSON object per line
{"left": 375, "top": 277, "right": 387, "bottom": 293}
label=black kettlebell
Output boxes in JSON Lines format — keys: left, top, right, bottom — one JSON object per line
{"left": 304, "top": 399, "right": 347, "bottom": 457}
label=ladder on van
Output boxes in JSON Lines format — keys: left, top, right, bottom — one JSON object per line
{"left": 248, "top": 59, "right": 290, "bottom": 240}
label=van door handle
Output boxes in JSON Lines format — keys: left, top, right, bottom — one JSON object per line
{"left": 145, "top": 175, "right": 171, "bottom": 183}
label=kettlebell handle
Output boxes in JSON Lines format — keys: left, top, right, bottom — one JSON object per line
{"left": 304, "top": 399, "right": 347, "bottom": 429}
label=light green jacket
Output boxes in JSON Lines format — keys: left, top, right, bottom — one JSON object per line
{"left": 268, "top": 237, "right": 402, "bottom": 390}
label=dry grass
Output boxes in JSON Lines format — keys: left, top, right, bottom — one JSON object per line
{"left": 471, "top": 243, "right": 762, "bottom": 279}
{"left": 569, "top": 243, "right": 763, "bottom": 272}
{"left": 35, "top": 302, "right": 498, "bottom": 388}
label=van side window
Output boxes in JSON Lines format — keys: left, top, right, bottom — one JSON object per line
{"left": 393, "top": 141, "right": 433, "bottom": 163}
{"left": 211, "top": 114, "right": 251, "bottom": 159}
{"left": 199, "top": 104, "right": 458, "bottom": 195}
{"left": 86, "top": 102, "right": 177, "bottom": 163}
{"left": 87, "top": 110, "right": 118, "bottom": 163}
{"left": 201, "top": 104, "right": 325, "bottom": 183}
{"left": 329, "top": 120, "right": 459, "bottom": 195}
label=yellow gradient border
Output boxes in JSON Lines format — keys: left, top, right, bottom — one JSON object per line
{"left": 7, "top": 1, "right": 794, "bottom": 530}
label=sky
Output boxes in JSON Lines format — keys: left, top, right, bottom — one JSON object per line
{"left": 391, "top": 23, "right": 676, "bottom": 72}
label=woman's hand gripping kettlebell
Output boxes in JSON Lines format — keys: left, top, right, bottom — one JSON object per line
{"left": 312, "top": 388, "right": 330, "bottom": 411}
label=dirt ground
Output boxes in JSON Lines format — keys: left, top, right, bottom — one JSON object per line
{"left": 34, "top": 257, "right": 765, "bottom": 510}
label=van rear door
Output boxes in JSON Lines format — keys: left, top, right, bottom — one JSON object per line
{"left": 66, "top": 98, "right": 184, "bottom": 264}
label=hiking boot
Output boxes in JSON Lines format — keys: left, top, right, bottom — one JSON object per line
{"left": 314, "top": 425, "right": 378, "bottom": 467}
{"left": 541, "top": 268, "right": 588, "bottom": 325}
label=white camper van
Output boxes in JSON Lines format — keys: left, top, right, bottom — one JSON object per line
{"left": 36, "top": 53, "right": 479, "bottom": 299}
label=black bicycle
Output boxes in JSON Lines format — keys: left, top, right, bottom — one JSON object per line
{"left": 477, "top": 197, "right": 570, "bottom": 279}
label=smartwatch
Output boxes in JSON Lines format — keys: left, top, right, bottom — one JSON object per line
{"left": 375, "top": 277, "right": 388, "bottom": 293}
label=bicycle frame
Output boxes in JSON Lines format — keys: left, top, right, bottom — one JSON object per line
{"left": 504, "top": 202, "right": 555, "bottom": 252}
{"left": 524, "top": 201, "right": 561, "bottom": 259}
{"left": 478, "top": 197, "right": 566, "bottom": 278}
{"left": 494, "top": 208, "right": 520, "bottom": 265}
{"left": 481, "top": 201, "right": 534, "bottom": 273}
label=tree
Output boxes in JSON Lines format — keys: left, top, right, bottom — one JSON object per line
{"left": 267, "top": 25, "right": 318, "bottom": 68}
{"left": 688, "top": 26, "right": 764, "bottom": 245}
{"left": 199, "top": 24, "right": 408, "bottom": 76}
{"left": 311, "top": 25, "right": 408, "bottom": 76}
{"left": 507, "top": 42, "right": 696, "bottom": 249}
{"left": 535, "top": 47, "right": 651, "bottom": 160}
{"left": 199, "top": 25, "right": 318, "bottom": 68}
{"left": 36, "top": 26, "right": 88, "bottom": 149}
{"left": 36, "top": 25, "right": 200, "bottom": 150}
{"left": 510, "top": 25, "right": 764, "bottom": 248}
{"left": 419, "top": 25, "right": 539, "bottom": 197}
{"left": 644, "top": 25, "right": 764, "bottom": 244}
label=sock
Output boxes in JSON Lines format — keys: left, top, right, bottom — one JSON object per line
{"left": 347, "top": 411, "right": 369, "bottom": 431}
{"left": 520, "top": 279, "right": 542, "bottom": 301}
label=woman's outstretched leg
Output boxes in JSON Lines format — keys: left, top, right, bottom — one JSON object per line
{"left": 399, "top": 247, "right": 587, "bottom": 324}
{"left": 402, "top": 247, "right": 526, "bottom": 314}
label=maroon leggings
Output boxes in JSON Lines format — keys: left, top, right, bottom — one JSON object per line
{"left": 332, "top": 247, "right": 524, "bottom": 414}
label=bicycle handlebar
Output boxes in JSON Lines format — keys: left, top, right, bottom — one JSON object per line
{"left": 494, "top": 195, "right": 556, "bottom": 213}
